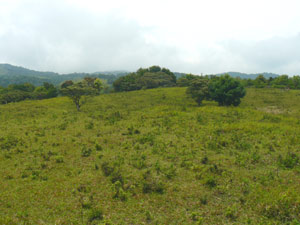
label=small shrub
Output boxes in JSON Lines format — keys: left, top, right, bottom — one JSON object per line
{"left": 200, "top": 196, "right": 208, "bottom": 205}
{"left": 113, "top": 181, "right": 127, "bottom": 201}
{"left": 142, "top": 175, "right": 165, "bottom": 194}
{"left": 225, "top": 205, "right": 238, "bottom": 220}
{"left": 278, "top": 152, "right": 299, "bottom": 169}
{"left": 58, "top": 122, "right": 68, "bottom": 130}
{"left": 110, "top": 171, "right": 124, "bottom": 184}
{"left": 164, "top": 164, "right": 177, "bottom": 180}
{"left": 95, "top": 143, "right": 102, "bottom": 151}
{"left": 204, "top": 176, "right": 217, "bottom": 188}
{"left": 191, "top": 212, "right": 200, "bottom": 221}
{"left": 81, "top": 146, "right": 92, "bottom": 157}
{"left": 0, "top": 135, "right": 20, "bottom": 151}
{"left": 55, "top": 155, "right": 64, "bottom": 163}
{"left": 88, "top": 208, "right": 104, "bottom": 222}
{"left": 145, "top": 210, "right": 153, "bottom": 222}
{"left": 138, "top": 133, "right": 155, "bottom": 146}
{"left": 201, "top": 156, "right": 209, "bottom": 164}
{"left": 101, "top": 162, "right": 114, "bottom": 177}
{"left": 81, "top": 197, "right": 92, "bottom": 209}
{"left": 85, "top": 121, "right": 94, "bottom": 129}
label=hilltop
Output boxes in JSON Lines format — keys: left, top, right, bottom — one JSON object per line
{"left": 0, "top": 87, "right": 299, "bottom": 224}
{"left": 0, "top": 64, "right": 127, "bottom": 87}
{"left": 0, "top": 63, "right": 282, "bottom": 87}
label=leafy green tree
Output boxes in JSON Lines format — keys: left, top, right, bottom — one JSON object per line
{"left": 113, "top": 73, "right": 141, "bottom": 92}
{"left": 186, "top": 78, "right": 210, "bottom": 105}
{"left": 290, "top": 76, "right": 300, "bottom": 89}
{"left": 7, "top": 83, "right": 35, "bottom": 92}
{"left": 149, "top": 65, "right": 161, "bottom": 73}
{"left": 0, "top": 86, "right": 4, "bottom": 94}
{"left": 33, "top": 82, "right": 58, "bottom": 99}
{"left": 254, "top": 75, "right": 267, "bottom": 88}
{"left": 137, "top": 72, "right": 176, "bottom": 89}
{"left": 60, "top": 78, "right": 102, "bottom": 111}
{"left": 113, "top": 66, "right": 176, "bottom": 92}
{"left": 177, "top": 74, "right": 200, "bottom": 87}
{"left": 271, "top": 75, "right": 290, "bottom": 88}
{"left": 61, "top": 80, "right": 74, "bottom": 89}
{"left": 209, "top": 74, "right": 246, "bottom": 106}
{"left": 177, "top": 77, "right": 190, "bottom": 87}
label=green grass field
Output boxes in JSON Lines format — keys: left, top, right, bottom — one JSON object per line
{"left": 0, "top": 87, "right": 300, "bottom": 224}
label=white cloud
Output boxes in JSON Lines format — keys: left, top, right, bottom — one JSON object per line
{"left": 0, "top": 0, "right": 300, "bottom": 74}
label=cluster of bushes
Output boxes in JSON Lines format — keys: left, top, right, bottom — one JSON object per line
{"left": 113, "top": 66, "right": 176, "bottom": 92}
{"left": 0, "top": 82, "right": 58, "bottom": 104}
{"left": 242, "top": 74, "right": 300, "bottom": 89}
{"left": 178, "top": 73, "right": 300, "bottom": 90}
{"left": 185, "top": 74, "right": 246, "bottom": 106}
{"left": 0, "top": 77, "right": 104, "bottom": 109}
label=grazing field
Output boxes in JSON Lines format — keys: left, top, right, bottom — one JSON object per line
{"left": 0, "top": 87, "right": 300, "bottom": 224}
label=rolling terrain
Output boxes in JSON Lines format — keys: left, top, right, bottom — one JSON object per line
{"left": 0, "top": 87, "right": 299, "bottom": 224}
{"left": 0, "top": 64, "right": 127, "bottom": 87}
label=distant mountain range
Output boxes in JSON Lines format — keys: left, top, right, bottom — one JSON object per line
{"left": 215, "top": 72, "right": 279, "bottom": 79}
{"left": 0, "top": 64, "right": 280, "bottom": 87}
{"left": 0, "top": 64, "right": 128, "bottom": 87}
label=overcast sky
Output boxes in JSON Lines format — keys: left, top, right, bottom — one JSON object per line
{"left": 0, "top": 0, "right": 300, "bottom": 75}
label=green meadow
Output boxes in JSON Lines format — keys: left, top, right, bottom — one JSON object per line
{"left": 0, "top": 87, "right": 299, "bottom": 224}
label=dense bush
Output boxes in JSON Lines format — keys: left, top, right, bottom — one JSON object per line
{"left": 186, "top": 74, "right": 246, "bottom": 106}
{"left": 0, "top": 82, "right": 58, "bottom": 104}
{"left": 186, "top": 78, "right": 210, "bottom": 105}
{"left": 113, "top": 66, "right": 176, "bottom": 92}
{"left": 209, "top": 75, "right": 246, "bottom": 106}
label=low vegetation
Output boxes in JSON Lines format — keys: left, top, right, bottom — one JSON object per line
{"left": 0, "top": 86, "right": 299, "bottom": 224}
{"left": 0, "top": 82, "right": 58, "bottom": 104}
{"left": 186, "top": 74, "right": 246, "bottom": 106}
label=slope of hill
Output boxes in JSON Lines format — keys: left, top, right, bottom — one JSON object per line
{"left": 0, "top": 64, "right": 125, "bottom": 87}
{"left": 0, "top": 63, "right": 282, "bottom": 87}
{"left": 0, "top": 87, "right": 299, "bottom": 224}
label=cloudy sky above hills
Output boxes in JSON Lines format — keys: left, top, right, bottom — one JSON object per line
{"left": 0, "top": 0, "right": 300, "bottom": 75}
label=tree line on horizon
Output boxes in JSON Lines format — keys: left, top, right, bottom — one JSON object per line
{"left": 0, "top": 82, "right": 58, "bottom": 104}
{"left": 1, "top": 65, "right": 300, "bottom": 107}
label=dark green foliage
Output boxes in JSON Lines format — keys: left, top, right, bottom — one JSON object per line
{"left": 88, "top": 208, "right": 104, "bottom": 222}
{"left": 112, "top": 181, "right": 127, "bottom": 201}
{"left": 203, "top": 176, "right": 217, "bottom": 188}
{"left": 209, "top": 75, "right": 246, "bottom": 106}
{"left": 177, "top": 74, "right": 199, "bottom": 87}
{"left": 112, "top": 73, "right": 140, "bottom": 92}
{"left": 0, "top": 82, "right": 58, "bottom": 104}
{"left": 186, "top": 78, "right": 210, "bottom": 105}
{"left": 60, "top": 77, "right": 102, "bottom": 111}
{"left": 95, "top": 143, "right": 102, "bottom": 151}
{"left": 254, "top": 75, "right": 268, "bottom": 88}
{"left": 278, "top": 153, "right": 299, "bottom": 169}
{"left": 81, "top": 146, "right": 92, "bottom": 157}
{"left": 0, "top": 135, "right": 21, "bottom": 151}
{"left": 54, "top": 155, "right": 64, "bottom": 163}
{"left": 101, "top": 162, "right": 115, "bottom": 177}
{"left": 142, "top": 180, "right": 165, "bottom": 194}
{"left": 113, "top": 66, "right": 176, "bottom": 92}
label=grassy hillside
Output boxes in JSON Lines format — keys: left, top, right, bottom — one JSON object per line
{"left": 0, "top": 87, "right": 299, "bottom": 224}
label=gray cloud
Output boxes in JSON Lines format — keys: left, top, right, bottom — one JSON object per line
{"left": 0, "top": 1, "right": 300, "bottom": 75}
{"left": 0, "top": 1, "right": 182, "bottom": 73}
{"left": 220, "top": 34, "right": 300, "bottom": 75}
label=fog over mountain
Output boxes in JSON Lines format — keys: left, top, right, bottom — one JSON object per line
{"left": 0, "top": 0, "right": 300, "bottom": 75}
